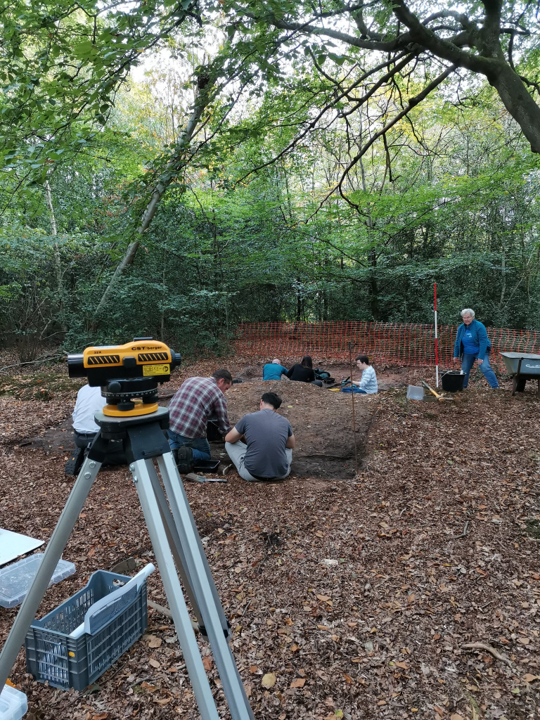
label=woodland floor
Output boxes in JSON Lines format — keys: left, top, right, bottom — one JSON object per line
{"left": 1, "top": 354, "right": 540, "bottom": 720}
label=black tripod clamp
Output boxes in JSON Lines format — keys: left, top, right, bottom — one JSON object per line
{"left": 89, "top": 407, "right": 171, "bottom": 466}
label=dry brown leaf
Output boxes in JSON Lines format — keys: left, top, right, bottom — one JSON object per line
{"left": 155, "top": 697, "right": 172, "bottom": 706}
{"left": 317, "top": 594, "right": 331, "bottom": 602}
{"left": 148, "top": 658, "right": 160, "bottom": 669}
{"left": 91, "top": 714, "right": 108, "bottom": 720}
{"left": 249, "top": 665, "right": 259, "bottom": 674}
{"left": 450, "top": 715, "right": 464, "bottom": 720}
{"left": 523, "top": 673, "right": 540, "bottom": 683}
{"left": 343, "top": 673, "right": 353, "bottom": 684}
{"left": 146, "top": 635, "right": 162, "bottom": 649}
{"left": 202, "top": 657, "right": 213, "bottom": 672}
{"left": 141, "top": 681, "right": 157, "bottom": 692}
{"left": 290, "top": 678, "right": 306, "bottom": 688}
{"left": 394, "top": 661, "right": 409, "bottom": 670}
{"left": 261, "top": 673, "right": 276, "bottom": 689}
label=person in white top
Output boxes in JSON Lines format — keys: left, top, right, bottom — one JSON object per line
{"left": 353, "top": 354, "right": 378, "bottom": 394}
{"left": 72, "top": 384, "right": 106, "bottom": 438}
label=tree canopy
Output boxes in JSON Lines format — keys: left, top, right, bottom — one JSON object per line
{"left": 1, "top": 0, "right": 539, "bottom": 354}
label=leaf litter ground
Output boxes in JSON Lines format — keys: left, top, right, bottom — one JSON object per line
{"left": 1, "top": 358, "right": 539, "bottom": 719}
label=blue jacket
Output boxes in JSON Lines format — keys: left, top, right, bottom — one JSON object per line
{"left": 453, "top": 319, "right": 491, "bottom": 360}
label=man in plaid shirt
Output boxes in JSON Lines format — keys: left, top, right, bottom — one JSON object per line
{"left": 168, "top": 369, "right": 233, "bottom": 462}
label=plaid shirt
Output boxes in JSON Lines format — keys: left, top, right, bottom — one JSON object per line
{"left": 168, "top": 376, "right": 230, "bottom": 438}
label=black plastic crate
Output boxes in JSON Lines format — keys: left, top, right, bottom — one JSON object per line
{"left": 25, "top": 570, "right": 147, "bottom": 690}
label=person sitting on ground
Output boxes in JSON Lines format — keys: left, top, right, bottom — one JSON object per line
{"left": 168, "top": 369, "right": 233, "bottom": 467}
{"left": 342, "top": 354, "right": 378, "bottom": 394}
{"left": 72, "top": 383, "right": 106, "bottom": 449}
{"left": 263, "top": 358, "right": 288, "bottom": 381}
{"left": 68, "top": 383, "right": 125, "bottom": 470}
{"left": 286, "top": 355, "right": 322, "bottom": 386}
{"left": 224, "top": 391, "right": 295, "bottom": 482}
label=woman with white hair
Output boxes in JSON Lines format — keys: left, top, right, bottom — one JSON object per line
{"left": 452, "top": 309, "right": 500, "bottom": 389}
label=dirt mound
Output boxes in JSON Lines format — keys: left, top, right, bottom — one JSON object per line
{"left": 225, "top": 380, "right": 377, "bottom": 478}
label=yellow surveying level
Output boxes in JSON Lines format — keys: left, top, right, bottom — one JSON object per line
{"left": 68, "top": 337, "right": 182, "bottom": 417}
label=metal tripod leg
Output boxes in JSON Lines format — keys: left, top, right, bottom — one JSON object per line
{"left": 156, "top": 455, "right": 231, "bottom": 639}
{"left": 130, "top": 459, "right": 219, "bottom": 720}
{"left": 156, "top": 453, "right": 255, "bottom": 720}
{"left": 0, "top": 455, "right": 102, "bottom": 690}
{"left": 147, "top": 469, "right": 206, "bottom": 633}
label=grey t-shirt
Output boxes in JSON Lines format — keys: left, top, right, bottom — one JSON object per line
{"left": 234, "top": 409, "right": 293, "bottom": 478}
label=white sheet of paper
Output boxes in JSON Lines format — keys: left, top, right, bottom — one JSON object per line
{"left": 0, "top": 529, "right": 44, "bottom": 566}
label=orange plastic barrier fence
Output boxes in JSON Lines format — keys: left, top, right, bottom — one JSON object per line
{"left": 234, "top": 322, "right": 540, "bottom": 370}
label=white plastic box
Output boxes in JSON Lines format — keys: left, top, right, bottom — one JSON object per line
{"left": 406, "top": 385, "right": 424, "bottom": 401}
{"left": 0, "top": 555, "right": 76, "bottom": 609}
{"left": 0, "top": 684, "right": 27, "bottom": 720}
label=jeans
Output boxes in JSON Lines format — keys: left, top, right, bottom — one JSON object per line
{"left": 168, "top": 431, "right": 211, "bottom": 461}
{"left": 461, "top": 352, "right": 499, "bottom": 388}
{"left": 341, "top": 387, "right": 367, "bottom": 394}
{"left": 225, "top": 441, "right": 293, "bottom": 481}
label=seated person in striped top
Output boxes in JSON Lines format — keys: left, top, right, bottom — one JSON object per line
{"left": 341, "top": 354, "right": 378, "bottom": 394}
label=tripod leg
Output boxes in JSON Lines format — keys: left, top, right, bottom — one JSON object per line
{"left": 0, "top": 455, "right": 102, "bottom": 690}
{"left": 157, "top": 453, "right": 255, "bottom": 720}
{"left": 130, "top": 460, "right": 219, "bottom": 720}
{"left": 156, "top": 455, "right": 231, "bottom": 639}
{"left": 146, "top": 467, "right": 206, "bottom": 632}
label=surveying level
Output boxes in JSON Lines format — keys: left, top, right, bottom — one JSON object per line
{"left": 0, "top": 341, "right": 254, "bottom": 720}
{"left": 68, "top": 338, "right": 182, "bottom": 417}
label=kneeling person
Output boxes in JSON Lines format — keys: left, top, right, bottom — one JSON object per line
{"left": 225, "top": 392, "right": 295, "bottom": 482}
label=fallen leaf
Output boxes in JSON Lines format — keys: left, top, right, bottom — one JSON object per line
{"left": 155, "top": 697, "right": 172, "bottom": 706}
{"left": 146, "top": 635, "right": 162, "bottom": 649}
{"left": 249, "top": 665, "right": 259, "bottom": 674}
{"left": 91, "top": 715, "right": 108, "bottom": 720}
{"left": 202, "top": 657, "right": 213, "bottom": 672}
{"left": 343, "top": 673, "right": 353, "bottom": 684}
{"left": 141, "top": 681, "right": 157, "bottom": 692}
{"left": 261, "top": 673, "right": 276, "bottom": 688}
{"left": 450, "top": 715, "right": 464, "bottom": 720}
{"left": 149, "top": 659, "right": 160, "bottom": 669}
{"left": 317, "top": 595, "right": 331, "bottom": 602}
{"left": 290, "top": 678, "right": 306, "bottom": 688}
{"left": 394, "top": 661, "right": 409, "bottom": 670}
{"left": 523, "top": 673, "right": 540, "bottom": 683}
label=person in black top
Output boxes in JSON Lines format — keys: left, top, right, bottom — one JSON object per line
{"left": 286, "top": 356, "right": 322, "bottom": 386}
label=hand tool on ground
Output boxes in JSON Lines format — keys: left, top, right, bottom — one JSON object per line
{"left": 422, "top": 380, "right": 452, "bottom": 401}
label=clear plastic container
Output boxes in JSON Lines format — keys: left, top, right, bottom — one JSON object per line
{"left": 406, "top": 385, "right": 424, "bottom": 401}
{"left": 0, "top": 555, "right": 76, "bottom": 609}
{"left": 0, "top": 684, "right": 28, "bottom": 720}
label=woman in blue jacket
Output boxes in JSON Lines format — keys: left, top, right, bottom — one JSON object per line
{"left": 452, "top": 309, "right": 499, "bottom": 389}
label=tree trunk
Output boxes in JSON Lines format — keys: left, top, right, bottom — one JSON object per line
{"left": 486, "top": 64, "right": 540, "bottom": 154}
{"left": 92, "top": 66, "right": 219, "bottom": 325}
{"left": 44, "top": 180, "right": 65, "bottom": 333}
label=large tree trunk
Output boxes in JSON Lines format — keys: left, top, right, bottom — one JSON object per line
{"left": 486, "top": 64, "right": 540, "bottom": 154}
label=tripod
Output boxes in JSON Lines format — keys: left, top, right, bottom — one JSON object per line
{"left": 0, "top": 406, "right": 254, "bottom": 720}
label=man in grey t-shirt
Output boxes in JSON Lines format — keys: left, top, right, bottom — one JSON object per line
{"left": 224, "top": 392, "right": 295, "bottom": 481}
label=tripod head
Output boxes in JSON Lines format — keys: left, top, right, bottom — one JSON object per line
{"left": 68, "top": 338, "right": 181, "bottom": 416}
